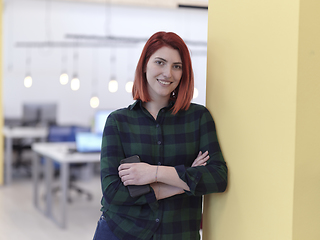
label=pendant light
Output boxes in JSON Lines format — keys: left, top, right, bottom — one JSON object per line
{"left": 90, "top": 96, "right": 100, "bottom": 109}
{"left": 71, "top": 49, "right": 80, "bottom": 91}
{"left": 60, "top": 50, "right": 69, "bottom": 85}
{"left": 24, "top": 49, "right": 32, "bottom": 88}
{"left": 109, "top": 79, "right": 118, "bottom": 93}
{"left": 70, "top": 75, "right": 80, "bottom": 91}
{"left": 125, "top": 81, "right": 133, "bottom": 93}
{"left": 108, "top": 52, "right": 118, "bottom": 93}
{"left": 193, "top": 87, "right": 199, "bottom": 99}
{"left": 60, "top": 73, "right": 69, "bottom": 85}
{"left": 90, "top": 49, "right": 100, "bottom": 108}
{"left": 24, "top": 75, "right": 32, "bottom": 88}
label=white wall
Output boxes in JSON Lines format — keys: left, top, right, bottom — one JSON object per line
{"left": 3, "top": 0, "right": 208, "bottom": 126}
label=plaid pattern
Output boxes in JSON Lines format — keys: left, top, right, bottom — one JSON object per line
{"left": 100, "top": 100, "right": 228, "bottom": 240}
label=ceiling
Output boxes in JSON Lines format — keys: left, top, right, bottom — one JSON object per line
{"left": 52, "top": 0, "right": 208, "bottom": 9}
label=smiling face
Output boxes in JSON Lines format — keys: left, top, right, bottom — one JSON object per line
{"left": 145, "top": 46, "right": 183, "bottom": 103}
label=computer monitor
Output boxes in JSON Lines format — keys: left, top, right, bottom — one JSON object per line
{"left": 94, "top": 109, "right": 113, "bottom": 134}
{"left": 75, "top": 132, "right": 102, "bottom": 153}
{"left": 22, "top": 102, "right": 57, "bottom": 126}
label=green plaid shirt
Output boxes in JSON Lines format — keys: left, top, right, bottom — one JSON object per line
{"left": 100, "top": 100, "right": 227, "bottom": 240}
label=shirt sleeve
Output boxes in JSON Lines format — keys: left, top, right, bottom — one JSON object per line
{"left": 100, "top": 113, "right": 158, "bottom": 207}
{"left": 174, "top": 108, "right": 228, "bottom": 196}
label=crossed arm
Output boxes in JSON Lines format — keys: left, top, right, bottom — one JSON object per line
{"left": 118, "top": 151, "right": 209, "bottom": 200}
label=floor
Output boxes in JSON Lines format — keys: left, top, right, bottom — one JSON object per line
{"left": 0, "top": 172, "right": 102, "bottom": 240}
{"left": 0, "top": 162, "right": 203, "bottom": 240}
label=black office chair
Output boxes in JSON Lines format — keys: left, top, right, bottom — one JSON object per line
{"left": 47, "top": 125, "right": 93, "bottom": 202}
{"left": 5, "top": 117, "right": 39, "bottom": 178}
{"left": 12, "top": 139, "right": 33, "bottom": 177}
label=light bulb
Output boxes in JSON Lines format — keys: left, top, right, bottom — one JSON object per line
{"left": 24, "top": 76, "right": 32, "bottom": 88}
{"left": 71, "top": 77, "right": 80, "bottom": 91}
{"left": 109, "top": 80, "right": 118, "bottom": 93}
{"left": 125, "top": 81, "right": 133, "bottom": 93}
{"left": 90, "top": 96, "right": 100, "bottom": 108}
{"left": 60, "top": 73, "right": 69, "bottom": 85}
{"left": 193, "top": 87, "right": 199, "bottom": 99}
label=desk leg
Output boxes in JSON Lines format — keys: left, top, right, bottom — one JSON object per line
{"left": 44, "top": 157, "right": 53, "bottom": 218}
{"left": 5, "top": 137, "right": 12, "bottom": 185}
{"left": 32, "top": 153, "right": 40, "bottom": 208}
{"left": 60, "top": 162, "right": 69, "bottom": 229}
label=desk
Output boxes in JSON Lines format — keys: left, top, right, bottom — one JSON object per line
{"left": 31, "top": 142, "right": 100, "bottom": 228}
{"left": 2, "top": 126, "right": 48, "bottom": 185}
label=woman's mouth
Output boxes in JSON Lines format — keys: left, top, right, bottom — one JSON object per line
{"left": 157, "top": 79, "right": 171, "bottom": 85}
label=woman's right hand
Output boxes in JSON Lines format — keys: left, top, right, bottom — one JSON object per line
{"left": 191, "top": 151, "right": 209, "bottom": 167}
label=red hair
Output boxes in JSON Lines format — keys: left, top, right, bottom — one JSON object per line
{"left": 132, "top": 31, "right": 194, "bottom": 115}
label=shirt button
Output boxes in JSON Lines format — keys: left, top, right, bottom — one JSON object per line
{"left": 155, "top": 218, "right": 160, "bottom": 223}
{"left": 158, "top": 162, "right": 161, "bottom": 165}
{"left": 156, "top": 124, "right": 160, "bottom": 128}
{"left": 157, "top": 141, "right": 161, "bottom": 145}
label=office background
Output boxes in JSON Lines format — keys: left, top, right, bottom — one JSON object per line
{"left": 0, "top": 1, "right": 209, "bottom": 240}
{"left": 3, "top": 0, "right": 208, "bottom": 126}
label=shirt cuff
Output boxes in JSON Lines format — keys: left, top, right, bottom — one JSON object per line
{"left": 175, "top": 165, "right": 203, "bottom": 196}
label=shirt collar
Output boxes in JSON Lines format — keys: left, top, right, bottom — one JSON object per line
{"left": 129, "top": 100, "right": 175, "bottom": 111}
{"left": 128, "top": 100, "right": 140, "bottom": 110}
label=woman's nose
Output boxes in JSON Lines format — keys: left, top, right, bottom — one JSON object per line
{"left": 163, "top": 66, "right": 172, "bottom": 78}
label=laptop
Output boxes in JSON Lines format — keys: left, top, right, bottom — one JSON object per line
{"left": 73, "top": 132, "right": 102, "bottom": 153}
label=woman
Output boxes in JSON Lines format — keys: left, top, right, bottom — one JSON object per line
{"left": 93, "top": 31, "right": 228, "bottom": 240}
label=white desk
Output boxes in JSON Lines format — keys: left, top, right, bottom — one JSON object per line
{"left": 2, "top": 126, "right": 48, "bottom": 185}
{"left": 31, "top": 142, "right": 100, "bottom": 228}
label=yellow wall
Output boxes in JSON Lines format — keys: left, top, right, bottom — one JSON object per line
{"left": 203, "top": 0, "right": 320, "bottom": 239}
{"left": 0, "top": 0, "right": 3, "bottom": 185}
{"left": 293, "top": 1, "right": 320, "bottom": 239}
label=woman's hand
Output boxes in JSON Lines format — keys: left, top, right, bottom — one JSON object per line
{"left": 191, "top": 151, "right": 209, "bottom": 167}
{"left": 118, "top": 162, "right": 156, "bottom": 186}
{"left": 118, "top": 151, "right": 209, "bottom": 188}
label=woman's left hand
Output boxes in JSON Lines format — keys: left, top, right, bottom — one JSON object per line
{"left": 118, "top": 163, "right": 156, "bottom": 186}
{"left": 191, "top": 151, "right": 209, "bottom": 167}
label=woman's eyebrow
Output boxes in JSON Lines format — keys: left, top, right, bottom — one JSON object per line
{"left": 155, "top": 57, "right": 182, "bottom": 65}
{"left": 155, "top": 57, "right": 167, "bottom": 62}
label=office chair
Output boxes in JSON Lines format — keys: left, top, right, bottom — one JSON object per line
{"left": 47, "top": 125, "right": 93, "bottom": 203}
{"left": 5, "top": 117, "right": 39, "bottom": 178}
{"left": 12, "top": 139, "right": 33, "bottom": 177}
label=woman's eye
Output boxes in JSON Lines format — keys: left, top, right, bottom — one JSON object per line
{"left": 173, "top": 65, "right": 182, "bottom": 69}
{"left": 155, "top": 60, "right": 164, "bottom": 65}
